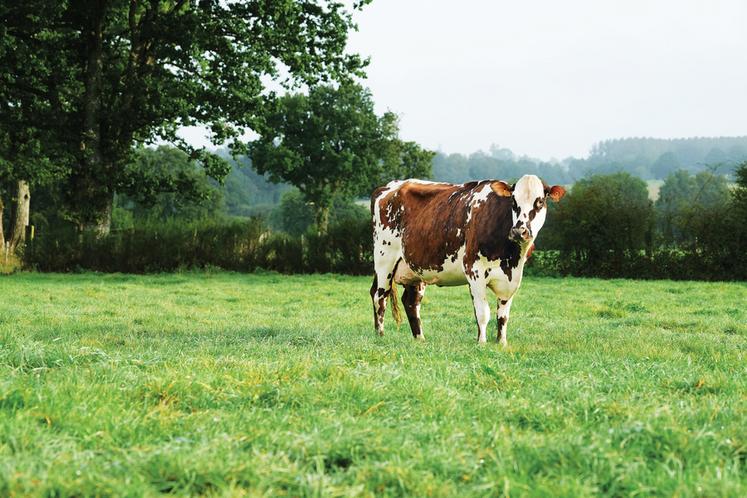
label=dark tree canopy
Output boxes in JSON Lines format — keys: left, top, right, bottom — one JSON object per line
{"left": 0, "top": 1, "right": 74, "bottom": 188}
{"left": 2, "top": 0, "right": 370, "bottom": 232}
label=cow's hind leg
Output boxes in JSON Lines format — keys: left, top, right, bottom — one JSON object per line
{"left": 496, "top": 297, "right": 513, "bottom": 346}
{"left": 370, "top": 257, "right": 400, "bottom": 336}
{"left": 402, "top": 282, "right": 426, "bottom": 340}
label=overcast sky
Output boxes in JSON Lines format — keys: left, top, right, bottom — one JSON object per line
{"left": 344, "top": 0, "right": 747, "bottom": 160}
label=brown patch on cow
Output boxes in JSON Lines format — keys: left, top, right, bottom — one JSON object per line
{"left": 491, "top": 181, "right": 512, "bottom": 197}
{"left": 500, "top": 299, "right": 508, "bottom": 305}
{"left": 378, "top": 182, "right": 475, "bottom": 272}
{"left": 528, "top": 197, "right": 544, "bottom": 222}
{"left": 463, "top": 190, "right": 521, "bottom": 281}
{"left": 497, "top": 316, "right": 507, "bottom": 342}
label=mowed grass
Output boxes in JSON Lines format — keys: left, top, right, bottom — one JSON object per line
{"left": 0, "top": 272, "right": 746, "bottom": 497}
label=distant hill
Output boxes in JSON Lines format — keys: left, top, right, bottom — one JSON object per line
{"left": 430, "top": 137, "right": 747, "bottom": 186}
{"left": 583, "top": 136, "right": 747, "bottom": 179}
{"left": 216, "top": 151, "right": 289, "bottom": 217}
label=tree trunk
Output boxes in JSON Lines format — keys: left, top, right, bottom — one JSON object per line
{"left": 315, "top": 205, "right": 330, "bottom": 236}
{"left": 77, "top": 3, "right": 110, "bottom": 235}
{"left": 9, "top": 180, "right": 30, "bottom": 251}
{"left": 79, "top": 191, "right": 113, "bottom": 236}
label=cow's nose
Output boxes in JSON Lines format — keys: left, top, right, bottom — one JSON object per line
{"left": 510, "top": 226, "right": 531, "bottom": 241}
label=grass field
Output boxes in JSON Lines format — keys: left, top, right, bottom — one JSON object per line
{"left": 1, "top": 272, "right": 746, "bottom": 497}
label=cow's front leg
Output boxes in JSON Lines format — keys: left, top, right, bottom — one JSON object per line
{"left": 496, "top": 297, "right": 513, "bottom": 346}
{"left": 469, "top": 282, "right": 491, "bottom": 343}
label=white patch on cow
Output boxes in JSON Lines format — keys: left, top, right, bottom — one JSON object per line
{"left": 496, "top": 297, "right": 513, "bottom": 346}
{"left": 403, "top": 178, "right": 449, "bottom": 186}
{"left": 469, "top": 281, "right": 491, "bottom": 343}
{"left": 466, "top": 184, "right": 492, "bottom": 223}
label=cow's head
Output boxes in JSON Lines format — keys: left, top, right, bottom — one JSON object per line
{"left": 491, "top": 175, "right": 565, "bottom": 244}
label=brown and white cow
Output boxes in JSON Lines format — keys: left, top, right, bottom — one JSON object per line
{"left": 370, "top": 175, "right": 565, "bottom": 345}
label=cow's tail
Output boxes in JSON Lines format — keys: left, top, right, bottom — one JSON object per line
{"left": 388, "top": 258, "right": 403, "bottom": 326}
{"left": 389, "top": 282, "right": 403, "bottom": 326}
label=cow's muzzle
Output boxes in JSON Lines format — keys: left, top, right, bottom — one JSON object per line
{"left": 510, "top": 226, "right": 531, "bottom": 242}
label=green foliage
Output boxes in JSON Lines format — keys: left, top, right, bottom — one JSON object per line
{"left": 551, "top": 173, "right": 655, "bottom": 271}
{"left": 250, "top": 83, "right": 433, "bottom": 233}
{"left": 270, "top": 189, "right": 369, "bottom": 236}
{"left": 2, "top": 0, "right": 369, "bottom": 228}
{"left": 270, "top": 190, "right": 316, "bottom": 236}
{"left": 118, "top": 146, "right": 223, "bottom": 222}
{"left": 651, "top": 152, "right": 681, "bottom": 179}
{"left": 26, "top": 218, "right": 267, "bottom": 273}
{"left": 219, "top": 153, "right": 290, "bottom": 217}
{"left": 655, "top": 169, "right": 731, "bottom": 246}
{"left": 532, "top": 168, "right": 745, "bottom": 280}
{"left": 727, "top": 161, "right": 747, "bottom": 273}
{"left": 0, "top": 1, "right": 74, "bottom": 195}
{"left": 25, "top": 216, "right": 372, "bottom": 275}
{"left": 0, "top": 273, "right": 745, "bottom": 495}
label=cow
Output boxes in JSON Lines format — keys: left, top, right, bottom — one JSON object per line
{"left": 370, "top": 175, "right": 565, "bottom": 345}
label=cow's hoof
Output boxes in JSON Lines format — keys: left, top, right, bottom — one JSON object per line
{"left": 413, "top": 334, "right": 425, "bottom": 341}
{"left": 498, "top": 339, "right": 508, "bottom": 348}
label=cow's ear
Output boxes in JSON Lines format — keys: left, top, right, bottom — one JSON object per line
{"left": 546, "top": 185, "right": 566, "bottom": 202}
{"left": 491, "top": 181, "right": 512, "bottom": 197}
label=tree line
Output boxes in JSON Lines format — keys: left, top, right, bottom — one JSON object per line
{"left": 533, "top": 164, "right": 747, "bottom": 279}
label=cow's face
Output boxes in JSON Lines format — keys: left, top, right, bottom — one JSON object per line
{"left": 492, "top": 175, "right": 565, "bottom": 244}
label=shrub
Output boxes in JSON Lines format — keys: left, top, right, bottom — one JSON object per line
{"left": 24, "top": 216, "right": 374, "bottom": 275}
{"left": 551, "top": 173, "right": 655, "bottom": 275}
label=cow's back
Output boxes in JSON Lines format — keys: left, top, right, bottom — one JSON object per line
{"left": 373, "top": 180, "right": 483, "bottom": 273}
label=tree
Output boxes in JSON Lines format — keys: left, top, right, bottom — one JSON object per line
{"left": 655, "top": 169, "right": 730, "bottom": 247}
{"left": 724, "top": 161, "right": 747, "bottom": 276}
{"left": 249, "top": 83, "right": 433, "bottom": 234}
{"left": 2, "top": 0, "right": 370, "bottom": 233}
{"left": 651, "top": 152, "right": 681, "bottom": 179}
{"left": 0, "top": 1, "right": 74, "bottom": 251}
{"left": 553, "top": 173, "right": 654, "bottom": 269}
{"left": 116, "top": 146, "right": 223, "bottom": 222}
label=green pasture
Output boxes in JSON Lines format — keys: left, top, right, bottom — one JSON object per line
{"left": 1, "top": 272, "right": 745, "bottom": 497}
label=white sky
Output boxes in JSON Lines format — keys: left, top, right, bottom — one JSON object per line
{"left": 346, "top": 0, "right": 747, "bottom": 160}
{"left": 181, "top": 0, "right": 747, "bottom": 161}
